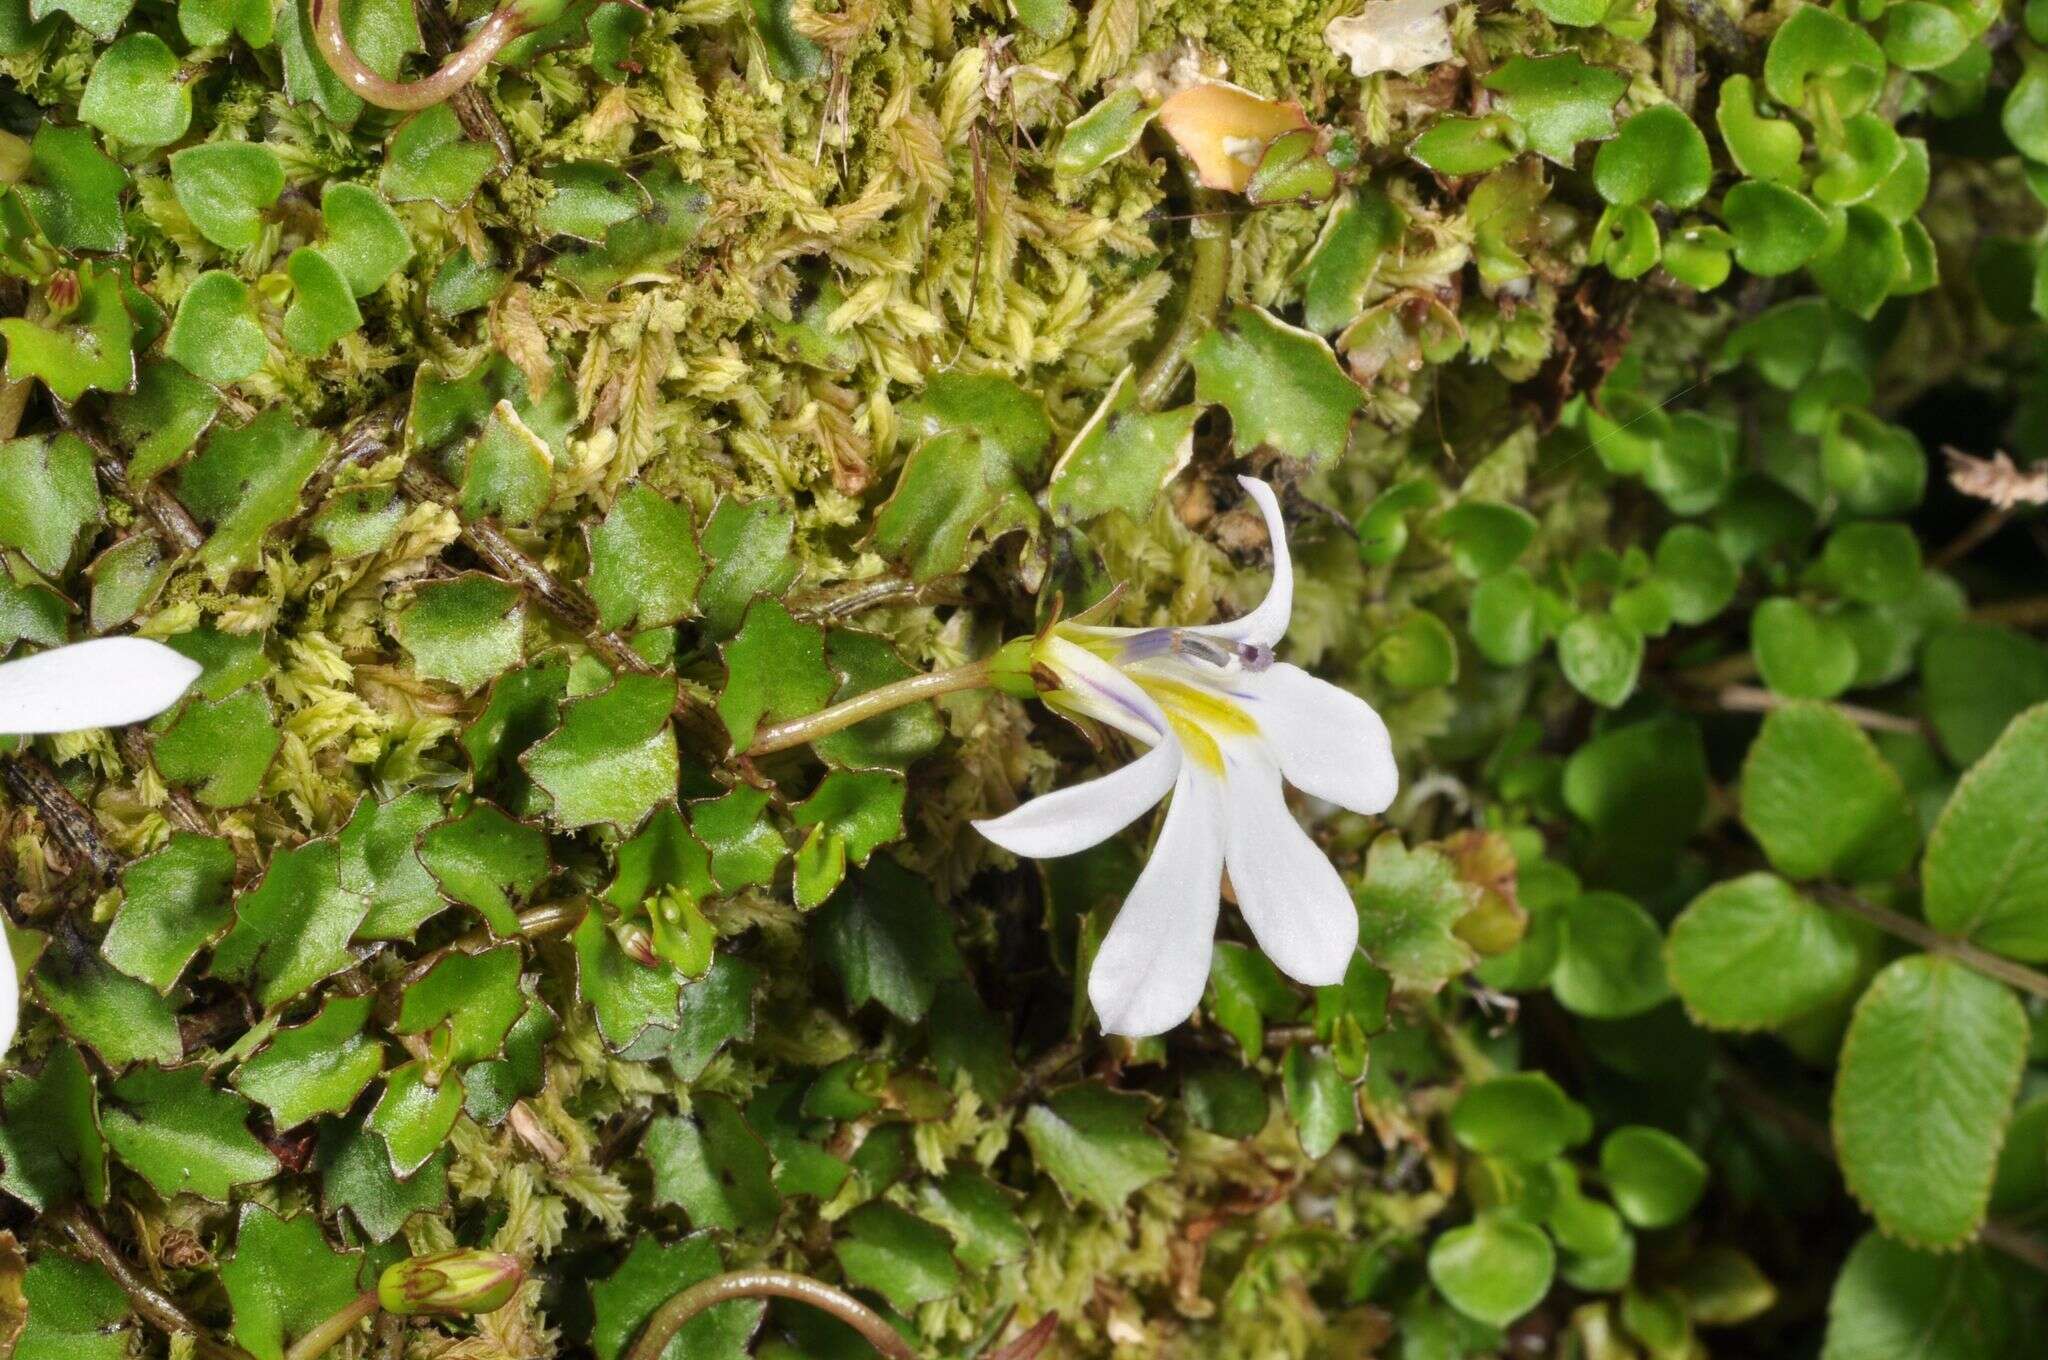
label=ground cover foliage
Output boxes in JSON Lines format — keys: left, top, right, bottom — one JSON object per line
{"left": 1, "top": 0, "right": 2047, "bottom": 1354}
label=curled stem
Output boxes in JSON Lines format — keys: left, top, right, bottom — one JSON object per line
{"left": 746, "top": 659, "right": 996, "bottom": 756}
{"left": 284, "top": 1293, "right": 381, "bottom": 1360}
{"left": 312, "top": 0, "right": 525, "bottom": 111}
{"left": 624, "top": 1270, "right": 916, "bottom": 1360}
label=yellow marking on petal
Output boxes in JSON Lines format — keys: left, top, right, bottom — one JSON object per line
{"left": 1142, "top": 676, "right": 1261, "bottom": 740}
{"left": 1168, "top": 712, "right": 1224, "bottom": 773}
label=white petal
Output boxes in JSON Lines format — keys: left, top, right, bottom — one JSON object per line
{"left": 0, "top": 639, "right": 202, "bottom": 736}
{"left": 974, "top": 739, "right": 1181, "bottom": 859}
{"left": 1241, "top": 663, "right": 1397, "bottom": 815}
{"left": 1221, "top": 749, "right": 1358, "bottom": 987}
{"left": 1087, "top": 767, "right": 1225, "bottom": 1036}
{"left": 1191, "top": 476, "right": 1293, "bottom": 648}
{"left": 1036, "top": 634, "right": 1171, "bottom": 746}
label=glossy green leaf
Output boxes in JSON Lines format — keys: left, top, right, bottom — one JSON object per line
{"left": 0, "top": 265, "right": 135, "bottom": 402}
{"left": 1601, "top": 1126, "right": 1707, "bottom": 1228}
{"left": 397, "top": 945, "right": 526, "bottom": 1066}
{"left": 814, "top": 855, "right": 961, "bottom": 1021}
{"left": 0, "top": 1044, "right": 107, "bottom": 1210}
{"left": 395, "top": 574, "right": 525, "bottom": 693}
{"left": 1553, "top": 891, "right": 1669, "bottom": 1018}
{"left": 210, "top": 840, "right": 369, "bottom": 1006}
{"left": 316, "top": 1120, "right": 447, "bottom": 1242}
{"left": 1429, "top": 1213, "right": 1555, "bottom": 1328}
{"left": 368, "top": 1059, "right": 464, "bottom": 1177}
{"left": 154, "top": 688, "right": 282, "bottom": 807}
{"left": 1723, "top": 180, "right": 1829, "bottom": 277}
{"left": 874, "top": 373, "right": 1052, "bottom": 580}
{"left": 814, "top": 631, "right": 946, "bottom": 770}
{"left": 321, "top": 182, "right": 413, "bottom": 296}
{"left": 525, "top": 674, "right": 678, "bottom": 830}
{"left": 1922, "top": 623, "right": 2048, "bottom": 766}
{"left": 80, "top": 35, "right": 192, "bottom": 147}
{"left": 590, "top": 1236, "right": 761, "bottom": 1360}
{"left": 1752, "top": 597, "right": 1858, "bottom": 700}
{"left": 1484, "top": 52, "right": 1626, "bottom": 164}
{"left": 31, "top": 932, "right": 183, "bottom": 1067}
{"left": 281, "top": 248, "right": 362, "bottom": 355}
{"left": 1739, "top": 703, "right": 1918, "bottom": 881}
{"left": 178, "top": 411, "right": 331, "bottom": 570}
{"left": 232, "top": 994, "right": 383, "bottom": 1129}
{"left": 382, "top": 103, "right": 499, "bottom": 208}
{"left": 221, "top": 1205, "right": 363, "bottom": 1360}
{"left": 1020, "top": 1083, "right": 1172, "bottom": 1213}
{"left": 1047, "top": 366, "right": 1200, "bottom": 524}
{"left": 836, "top": 1202, "right": 960, "bottom": 1313}
{"left": 1055, "top": 86, "right": 1152, "bottom": 176}
{"left": 1451, "top": 1073, "right": 1591, "bottom": 1161}
{"left": 697, "top": 496, "right": 799, "bottom": 637}
{"left": 1282, "top": 1043, "right": 1358, "bottom": 1158}
{"left": 1716, "top": 74, "right": 1804, "bottom": 184}
{"left": 418, "top": 801, "right": 548, "bottom": 937}
{"left": 0, "top": 433, "right": 99, "bottom": 577}
{"left": 791, "top": 769, "right": 905, "bottom": 908}
{"left": 167, "top": 268, "right": 267, "bottom": 382}
{"left": 1821, "top": 1233, "right": 2017, "bottom": 1360}
{"left": 1764, "top": 5, "right": 1886, "bottom": 118}
{"left": 1922, "top": 704, "right": 2048, "bottom": 961}
{"left": 719, "top": 597, "right": 834, "bottom": 752}
{"left": 1190, "top": 305, "right": 1361, "bottom": 467}
{"left": 646, "top": 1095, "right": 780, "bottom": 1231}
{"left": 1432, "top": 501, "right": 1536, "bottom": 578}
{"left": 1666, "top": 873, "right": 1863, "bottom": 1029}
{"left": 103, "top": 832, "right": 236, "bottom": 992}
{"left": 1410, "top": 114, "right": 1525, "bottom": 175}
{"left": 102, "top": 1064, "right": 278, "bottom": 1199}
{"left": 1353, "top": 834, "right": 1477, "bottom": 990}
{"left": 1834, "top": 955, "right": 2028, "bottom": 1247}
{"left": 572, "top": 907, "right": 681, "bottom": 1053}
{"left": 20, "top": 125, "right": 126, "bottom": 253}
{"left": 1299, "top": 186, "right": 1403, "bottom": 335}
{"left": 14, "top": 1259, "right": 129, "bottom": 1360}
{"left": 340, "top": 790, "right": 447, "bottom": 940}
{"left": 1557, "top": 612, "right": 1642, "bottom": 708}
{"left": 588, "top": 484, "right": 703, "bottom": 631}
{"left": 1594, "top": 105, "right": 1712, "bottom": 209}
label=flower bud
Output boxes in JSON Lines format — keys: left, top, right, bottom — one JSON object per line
{"left": 376, "top": 1250, "right": 523, "bottom": 1317}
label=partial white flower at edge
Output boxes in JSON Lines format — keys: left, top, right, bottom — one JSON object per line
{"left": 0, "top": 637, "right": 203, "bottom": 1057}
{"left": 1325, "top": 0, "right": 1457, "bottom": 79}
{"left": 975, "top": 478, "right": 1398, "bottom": 1037}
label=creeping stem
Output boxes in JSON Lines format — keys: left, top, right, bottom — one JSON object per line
{"left": 1135, "top": 182, "right": 1232, "bottom": 412}
{"left": 311, "top": 0, "right": 526, "bottom": 111}
{"left": 283, "top": 1294, "right": 381, "bottom": 1360}
{"left": 746, "top": 659, "right": 997, "bottom": 756}
{"left": 623, "top": 1271, "right": 917, "bottom": 1360}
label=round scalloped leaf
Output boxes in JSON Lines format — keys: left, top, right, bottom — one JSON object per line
{"left": 718, "top": 597, "right": 834, "bottom": 752}
{"left": 19, "top": 125, "right": 126, "bottom": 253}
{"left": 587, "top": 484, "right": 704, "bottom": 632}
{"left": 0, "top": 432, "right": 100, "bottom": 577}
{"left": 230, "top": 995, "right": 383, "bottom": 1130}
{"left": 178, "top": 0, "right": 275, "bottom": 46}
{"left": 1666, "top": 872, "right": 1863, "bottom": 1030}
{"left": 281, "top": 248, "right": 363, "bottom": 355}
{"left": 1764, "top": 5, "right": 1887, "bottom": 119}
{"left": 169, "top": 142, "right": 284, "bottom": 252}
{"left": 1428, "top": 1213, "right": 1555, "bottom": 1328}
{"left": 1738, "top": 702, "right": 1919, "bottom": 881}
{"left": 1715, "top": 74, "right": 1804, "bottom": 185}
{"left": 166, "top": 271, "right": 266, "bottom": 385}
{"left": 1593, "top": 105, "right": 1711, "bottom": 209}
{"left": 1812, "top": 114, "right": 1905, "bottom": 206}
{"left": 1723, "top": 181, "right": 1829, "bottom": 276}
{"left": 79, "top": 34, "right": 193, "bottom": 148}
{"left": 368, "top": 1059, "right": 464, "bottom": 1178}
{"left": 102, "top": 1064, "right": 278, "bottom": 1201}
{"left": 208, "top": 840, "right": 370, "bottom": 1007}
{"left": 102, "top": 832, "right": 236, "bottom": 993}
{"left": 381, "top": 104, "right": 500, "bottom": 208}
{"left": 1409, "top": 114, "right": 1524, "bottom": 176}
{"left": 418, "top": 801, "right": 549, "bottom": 937}
{"left": 220, "top": 1205, "right": 362, "bottom": 1360}
{"left": 1190, "top": 305, "right": 1360, "bottom": 467}
{"left": 1047, "top": 365, "right": 1201, "bottom": 524}
{"left": 394, "top": 573, "right": 525, "bottom": 694}
{"left": 537, "top": 161, "right": 652, "bottom": 241}
{"left": 176, "top": 410, "right": 330, "bottom": 578}
{"left": 320, "top": 182, "right": 414, "bottom": 296}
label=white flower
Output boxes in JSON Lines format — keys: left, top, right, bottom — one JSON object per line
{"left": 975, "top": 478, "right": 1398, "bottom": 1036}
{"left": 1325, "top": 0, "right": 1457, "bottom": 80}
{"left": 0, "top": 637, "right": 202, "bottom": 1056}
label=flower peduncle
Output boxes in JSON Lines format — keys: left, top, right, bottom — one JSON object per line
{"left": 311, "top": 0, "right": 531, "bottom": 111}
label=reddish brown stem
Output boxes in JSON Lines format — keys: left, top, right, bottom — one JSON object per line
{"left": 622, "top": 1271, "right": 916, "bottom": 1360}
{"left": 312, "top": 0, "right": 525, "bottom": 111}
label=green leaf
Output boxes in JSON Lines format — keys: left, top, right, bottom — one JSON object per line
{"left": 1739, "top": 703, "right": 1918, "bottom": 882}
{"left": 460, "top": 400, "right": 554, "bottom": 527}
{"left": 316, "top": 1119, "right": 447, "bottom": 1242}
{"left": 1452, "top": 1072, "right": 1592, "bottom": 1160}
{"left": 1810, "top": 206, "right": 1907, "bottom": 319}
{"left": 1765, "top": 4, "right": 1887, "bottom": 117}
{"left": 1723, "top": 181, "right": 1832, "bottom": 278}
{"left": 572, "top": 907, "right": 681, "bottom": 1053}
{"left": 670, "top": 955, "right": 758, "bottom": 1081}
{"left": 20, "top": 125, "right": 126, "bottom": 253}
{"left": 1821, "top": 1233, "right": 2018, "bottom": 1360}
{"left": 178, "top": 410, "right": 329, "bottom": 577}
{"left": 1834, "top": 955, "right": 2028, "bottom": 1247}
{"left": 381, "top": 104, "right": 499, "bottom": 208}
{"left": 1593, "top": 105, "right": 1712, "bottom": 209}
{"left": 0, "top": 434, "right": 99, "bottom": 577}
{"left": 397, "top": 945, "right": 526, "bottom": 1066}
{"left": 101, "top": 364, "right": 219, "bottom": 495}
{"left": 0, "top": 266, "right": 134, "bottom": 403}
{"left": 221, "top": 1205, "right": 363, "bottom": 1360}
{"left": 79, "top": 34, "right": 192, "bottom": 147}
{"left": 463, "top": 990, "right": 551, "bottom": 1124}
{"left": 1716, "top": 74, "right": 1804, "bottom": 184}
{"left": 103, "top": 832, "right": 236, "bottom": 992}
{"left": 31, "top": 0, "right": 132, "bottom": 39}
{"left": 1601, "top": 1126, "right": 1707, "bottom": 1228}
{"left": 551, "top": 165, "right": 708, "bottom": 297}
{"left": 340, "top": 791, "right": 447, "bottom": 940}
{"left": 1923, "top": 704, "right": 2048, "bottom": 961}
{"left": 1047, "top": 366, "right": 1200, "bottom": 524}
{"left": 170, "top": 142, "right": 283, "bottom": 252}
{"left": 1190, "top": 305, "right": 1361, "bottom": 467}
{"left": 590, "top": 1236, "right": 761, "bottom": 1360}
{"left": 1563, "top": 714, "right": 1708, "bottom": 891}
{"left": 368, "top": 1060, "right": 464, "bottom": 1177}
{"left": 88, "top": 533, "right": 173, "bottom": 632}
{"left": 696, "top": 496, "right": 799, "bottom": 638}
{"left": 1432, "top": 501, "right": 1537, "bottom": 578}
{"left": 1820, "top": 408, "right": 1925, "bottom": 516}
{"left": 1557, "top": 612, "right": 1643, "bottom": 708}
{"left": 1429, "top": 1213, "right": 1555, "bottom": 1328}
{"left": 177, "top": 0, "right": 271, "bottom": 46}
{"left": 814, "top": 855, "right": 962, "bottom": 1021}
{"left": 1553, "top": 891, "right": 1669, "bottom": 1019}
{"left": 1752, "top": 597, "right": 1858, "bottom": 699}
{"left": 1922, "top": 623, "right": 2048, "bottom": 766}
{"left": 395, "top": 574, "right": 525, "bottom": 693}
{"left": 211, "top": 840, "right": 369, "bottom": 1007}
{"left": 646, "top": 1095, "right": 780, "bottom": 1231}
{"left": 526, "top": 674, "right": 678, "bottom": 831}
{"left": 152, "top": 691, "right": 275, "bottom": 809}
{"left": 1666, "top": 873, "right": 1863, "bottom": 1029}
{"left": 1299, "top": 186, "right": 1402, "bottom": 335}
{"left": 232, "top": 994, "right": 383, "bottom": 1129}
{"left": 15, "top": 1259, "right": 129, "bottom": 1360}
{"left": 536, "top": 161, "right": 651, "bottom": 241}
{"left": 719, "top": 598, "right": 835, "bottom": 751}
{"left": 1410, "top": 114, "right": 1525, "bottom": 175}
{"left": 32, "top": 928, "right": 183, "bottom": 1067}
{"left": 836, "top": 1202, "right": 959, "bottom": 1313}
{"left": 791, "top": 769, "right": 906, "bottom": 909}
{"left": 281, "top": 248, "right": 362, "bottom": 355}
{"left": 1469, "top": 567, "right": 1549, "bottom": 667}
{"left": 1483, "top": 53, "right": 1626, "bottom": 164}
{"left": 1182, "top": 1063, "right": 1269, "bottom": 1138}
{"left": 1020, "top": 1083, "right": 1172, "bottom": 1213}
{"left": 588, "top": 484, "right": 703, "bottom": 632}
{"left": 873, "top": 374, "right": 1052, "bottom": 580}
{"left": 321, "top": 183, "right": 413, "bottom": 296}
{"left": 418, "top": 801, "right": 548, "bottom": 937}
{"left": 1055, "top": 86, "right": 1153, "bottom": 176}
{"left": 0, "top": 1044, "right": 107, "bottom": 1210}
{"left": 1281, "top": 1044, "right": 1358, "bottom": 1158}
{"left": 1353, "top": 834, "right": 1477, "bottom": 990}
{"left": 1206, "top": 940, "right": 1300, "bottom": 1059}
{"left": 102, "top": 1064, "right": 278, "bottom": 1199}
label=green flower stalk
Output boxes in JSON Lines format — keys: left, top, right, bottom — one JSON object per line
{"left": 377, "top": 1250, "right": 524, "bottom": 1316}
{"left": 310, "top": 0, "right": 572, "bottom": 111}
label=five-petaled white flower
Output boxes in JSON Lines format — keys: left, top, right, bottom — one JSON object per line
{"left": 0, "top": 637, "right": 201, "bottom": 1056}
{"left": 975, "top": 477, "right": 1398, "bottom": 1036}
